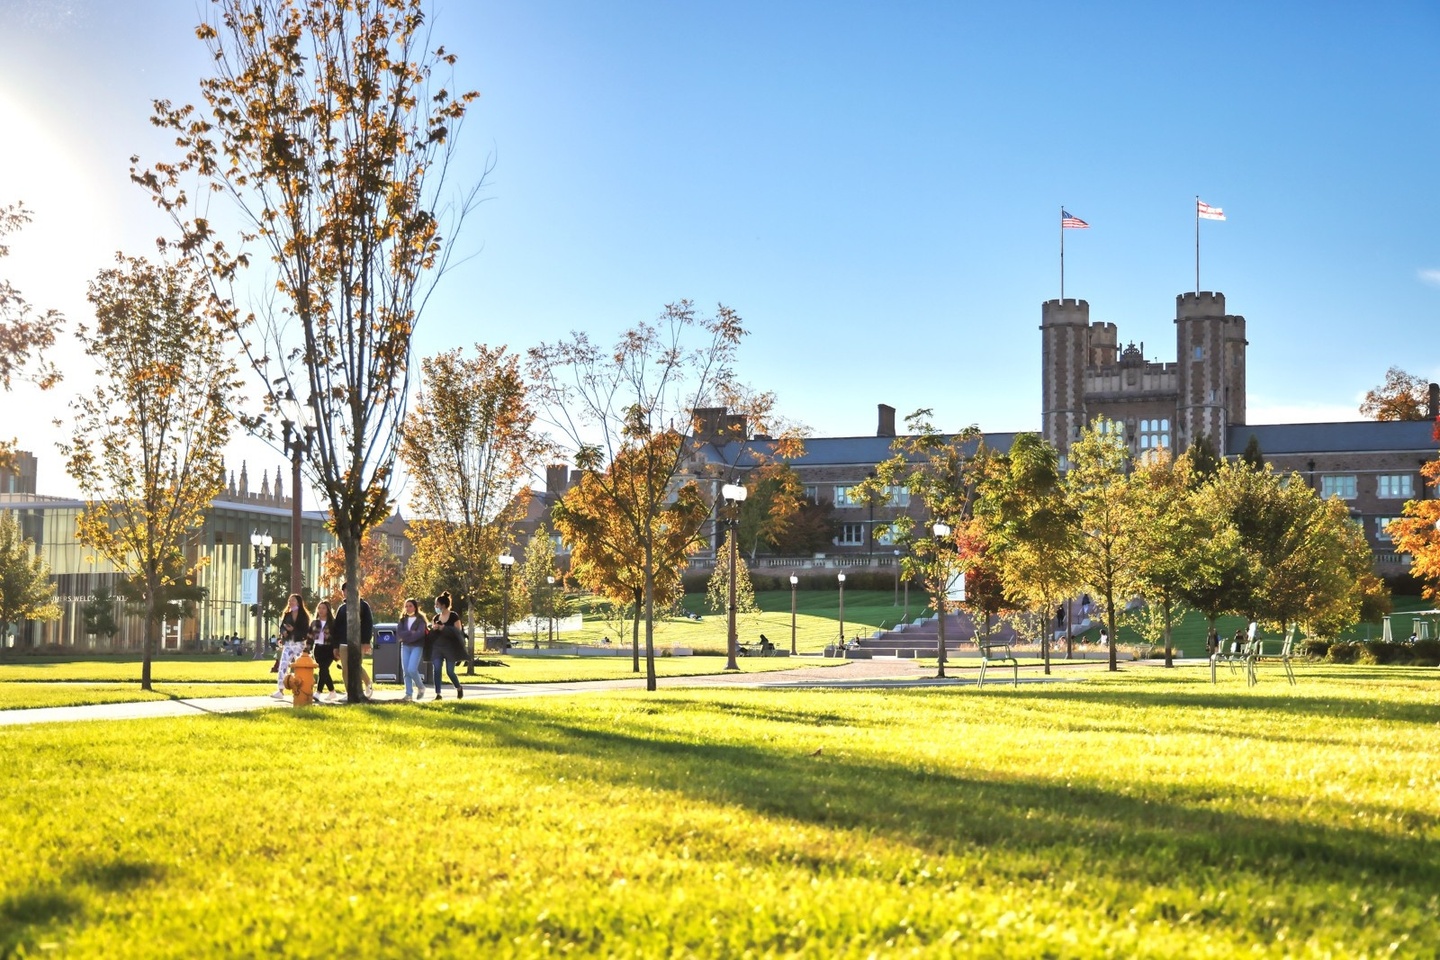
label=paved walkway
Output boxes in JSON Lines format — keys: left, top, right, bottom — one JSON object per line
{"left": 0, "top": 659, "right": 1099, "bottom": 727}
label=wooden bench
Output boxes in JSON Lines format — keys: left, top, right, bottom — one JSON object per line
{"left": 977, "top": 640, "right": 1018, "bottom": 688}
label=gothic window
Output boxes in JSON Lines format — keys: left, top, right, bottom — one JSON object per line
{"left": 1138, "top": 419, "right": 1170, "bottom": 450}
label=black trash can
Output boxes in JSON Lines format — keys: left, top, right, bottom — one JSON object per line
{"left": 371, "top": 624, "right": 401, "bottom": 685}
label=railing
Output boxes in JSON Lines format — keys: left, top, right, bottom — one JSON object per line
{"left": 690, "top": 554, "right": 900, "bottom": 571}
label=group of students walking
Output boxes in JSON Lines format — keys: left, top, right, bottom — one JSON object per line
{"left": 271, "top": 586, "right": 470, "bottom": 703}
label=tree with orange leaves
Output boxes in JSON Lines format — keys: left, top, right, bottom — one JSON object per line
{"left": 1388, "top": 419, "right": 1440, "bottom": 601}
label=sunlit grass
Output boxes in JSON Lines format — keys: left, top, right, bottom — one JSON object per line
{"left": 0, "top": 656, "right": 848, "bottom": 710}
{"left": 2, "top": 665, "right": 1437, "bottom": 957}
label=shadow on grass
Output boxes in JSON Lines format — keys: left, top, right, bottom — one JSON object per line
{"left": 1010, "top": 681, "right": 1440, "bottom": 725}
{"left": 1, "top": 858, "right": 163, "bottom": 954}
{"left": 437, "top": 700, "right": 1439, "bottom": 900}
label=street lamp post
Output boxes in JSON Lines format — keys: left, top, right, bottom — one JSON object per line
{"left": 721, "top": 483, "right": 747, "bottom": 671}
{"left": 281, "top": 418, "right": 315, "bottom": 599}
{"left": 546, "top": 575, "right": 556, "bottom": 645}
{"left": 932, "top": 523, "right": 951, "bottom": 679}
{"left": 249, "top": 531, "right": 273, "bottom": 658}
{"left": 837, "top": 572, "right": 847, "bottom": 647}
{"left": 498, "top": 553, "right": 515, "bottom": 650}
{"left": 789, "top": 574, "right": 799, "bottom": 655}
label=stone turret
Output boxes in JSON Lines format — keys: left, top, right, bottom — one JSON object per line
{"left": 1174, "top": 292, "right": 1247, "bottom": 455}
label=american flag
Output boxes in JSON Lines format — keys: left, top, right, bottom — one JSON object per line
{"left": 1197, "top": 199, "right": 1226, "bottom": 221}
{"left": 1061, "top": 209, "right": 1089, "bottom": 229}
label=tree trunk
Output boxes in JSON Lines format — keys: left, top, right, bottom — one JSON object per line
{"left": 140, "top": 575, "right": 157, "bottom": 692}
{"left": 1106, "top": 586, "right": 1118, "bottom": 672}
{"left": 345, "top": 540, "right": 365, "bottom": 703}
{"left": 1042, "top": 596, "right": 1052, "bottom": 676}
{"left": 1162, "top": 599, "right": 1174, "bottom": 668}
{"left": 643, "top": 543, "right": 656, "bottom": 692}
{"left": 631, "top": 587, "right": 641, "bottom": 673}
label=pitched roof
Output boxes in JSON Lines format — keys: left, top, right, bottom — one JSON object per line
{"left": 1226, "top": 420, "right": 1440, "bottom": 456}
{"left": 703, "top": 432, "right": 1023, "bottom": 469}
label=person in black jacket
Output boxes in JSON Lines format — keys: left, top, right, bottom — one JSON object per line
{"left": 427, "top": 591, "right": 466, "bottom": 700}
{"left": 332, "top": 582, "right": 374, "bottom": 700}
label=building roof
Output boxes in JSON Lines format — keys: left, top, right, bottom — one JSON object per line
{"left": 1226, "top": 420, "right": 1440, "bottom": 457}
{"left": 706, "top": 431, "right": 1023, "bottom": 469}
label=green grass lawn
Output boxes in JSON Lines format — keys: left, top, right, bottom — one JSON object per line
{"left": 0, "top": 656, "right": 847, "bottom": 711}
{"left": 2, "top": 664, "right": 1437, "bottom": 957}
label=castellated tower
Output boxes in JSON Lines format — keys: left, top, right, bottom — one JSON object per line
{"left": 1040, "top": 298, "right": 1090, "bottom": 452}
{"left": 1174, "top": 292, "right": 1247, "bottom": 456}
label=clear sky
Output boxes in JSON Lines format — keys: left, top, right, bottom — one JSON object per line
{"left": 1, "top": 0, "right": 1437, "bottom": 499}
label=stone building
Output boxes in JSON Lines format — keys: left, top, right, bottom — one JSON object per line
{"left": 1041, "top": 291, "right": 1247, "bottom": 460}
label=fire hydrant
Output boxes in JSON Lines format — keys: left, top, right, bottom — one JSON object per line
{"left": 285, "top": 648, "right": 319, "bottom": 707}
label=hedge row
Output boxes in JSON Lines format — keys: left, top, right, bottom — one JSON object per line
{"left": 680, "top": 569, "right": 901, "bottom": 593}
{"left": 1302, "top": 639, "right": 1440, "bottom": 667}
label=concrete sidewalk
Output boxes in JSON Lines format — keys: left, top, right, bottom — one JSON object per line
{"left": 0, "top": 659, "right": 1094, "bottom": 727}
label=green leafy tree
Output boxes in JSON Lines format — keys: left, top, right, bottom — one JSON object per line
{"left": 519, "top": 523, "right": 562, "bottom": 647}
{"left": 706, "top": 542, "right": 758, "bottom": 619}
{"left": 1204, "top": 459, "right": 1377, "bottom": 639}
{"left": 767, "top": 496, "right": 837, "bottom": 556}
{"left": 1127, "top": 450, "right": 1238, "bottom": 666}
{"left": 263, "top": 547, "right": 319, "bottom": 622}
{"left": 1185, "top": 432, "right": 1221, "bottom": 485}
{"left": 0, "top": 510, "right": 60, "bottom": 645}
{"left": 863, "top": 410, "right": 986, "bottom": 679}
{"left": 1240, "top": 435, "right": 1265, "bottom": 471}
{"left": 976, "top": 432, "right": 1081, "bottom": 672}
{"left": 60, "top": 255, "right": 237, "bottom": 689}
{"left": 81, "top": 584, "right": 121, "bottom": 645}
{"left": 133, "top": 0, "right": 483, "bottom": 702}
{"left": 529, "top": 302, "right": 745, "bottom": 690}
{"left": 400, "top": 345, "right": 550, "bottom": 661}
{"left": 1066, "top": 421, "right": 1140, "bottom": 672}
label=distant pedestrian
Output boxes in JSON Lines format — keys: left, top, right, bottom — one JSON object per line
{"left": 427, "top": 591, "right": 466, "bottom": 700}
{"left": 309, "top": 601, "right": 338, "bottom": 702}
{"left": 271, "top": 599, "right": 306, "bottom": 700}
{"left": 397, "top": 597, "right": 428, "bottom": 702}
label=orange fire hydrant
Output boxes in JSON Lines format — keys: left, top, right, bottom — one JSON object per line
{"left": 285, "top": 649, "right": 319, "bottom": 707}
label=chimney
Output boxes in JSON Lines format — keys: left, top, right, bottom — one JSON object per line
{"left": 877, "top": 404, "right": 896, "bottom": 438}
{"left": 546, "top": 464, "right": 569, "bottom": 495}
{"left": 1429, "top": 382, "right": 1439, "bottom": 419}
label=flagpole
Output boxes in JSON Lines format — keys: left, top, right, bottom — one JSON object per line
{"left": 1195, "top": 195, "right": 1200, "bottom": 295}
{"left": 1060, "top": 206, "right": 1065, "bottom": 300}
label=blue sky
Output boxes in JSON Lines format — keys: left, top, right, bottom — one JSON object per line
{"left": 1, "top": 1, "right": 1437, "bottom": 497}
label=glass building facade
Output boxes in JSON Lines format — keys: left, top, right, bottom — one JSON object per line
{"left": 1, "top": 492, "right": 334, "bottom": 650}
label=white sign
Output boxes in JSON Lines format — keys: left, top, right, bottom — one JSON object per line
{"left": 240, "top": 569, "right": 258, "bottom": 605}
{"left": 946, "top": 571, "right": 966, "bottom": 602}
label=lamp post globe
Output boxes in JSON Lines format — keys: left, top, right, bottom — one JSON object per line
{"left": 498, "top": 553, "right": 515, "bottom": 648}
{"left": 789, "top": 574, "right": 799, "bottom": 655}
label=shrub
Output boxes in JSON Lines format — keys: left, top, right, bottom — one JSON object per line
{"left": 1326, "top": 642, "right": 1363, "bottom": 664}
{"left": 1362, "top": 641, "right": 1410, "bottom": 666}
{"left": 1411, "top": 639, "right": 1440, "bottom": 668}
{"left": 1301, "top": 640, "right": 1331, "bottom": 660}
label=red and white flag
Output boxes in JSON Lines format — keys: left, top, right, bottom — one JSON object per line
{"left": 1197, "top": 199, "right": 1226, "bottom": 221}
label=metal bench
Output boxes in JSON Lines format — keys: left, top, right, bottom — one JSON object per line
{"left": 977, "top": 640, "right": 1018, "bottom": 688}
{"left": 1210, "top": 625, "right": 1296, "bottom": 686}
